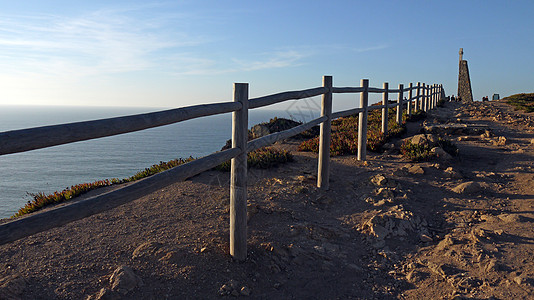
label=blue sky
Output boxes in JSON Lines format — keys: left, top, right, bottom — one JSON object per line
{"left": 0, "top": 0, "right": 533, "bottom": 111}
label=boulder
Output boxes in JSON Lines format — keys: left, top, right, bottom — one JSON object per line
{"left": 408, "top": 134, "right": 439, "bottom": 147}
{"left": 109, "top": 266, "right": 143, "bottom": 295}
{"left": 451, "top": 181, "right": 481, "bottom": 194}
{"left": 250, "top": 124, "right": 270, "bottom": 139}
{"left": 370, "top": 174, "right": 388, "bottom": 186}
{"left": 431, "top": 147, "right": 453, "bottom": 160}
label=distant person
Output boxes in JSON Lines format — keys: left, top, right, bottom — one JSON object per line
{"left": 451, "top": 95, "right": 456, "bottom": 102}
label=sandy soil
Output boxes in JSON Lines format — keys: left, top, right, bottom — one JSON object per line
{"left": 0, "top": 100, "right": 533, "bottom": 299}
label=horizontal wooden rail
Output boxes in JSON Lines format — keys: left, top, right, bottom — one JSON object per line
{"left": 368, "top": 105, "right": 385, "bottom": 111}
{"left": 248, "top": 87, "right": 327, "bottom": 109}
{"left": 0, "top": 147, "right": 240, "bottom": 245}
{"left": 0, "top": 102, "right": 242, "bottom": 156}
{"left": 247, "top": 115, "right": 327, "bottom": 152}
{"left": 331, "top": 107, "right": 364, "bottom": 119}
{"left": 332, "top": 87, "right": 364, "bottom": 93}
{"left": 368, "top": 87, "right": 385, "bottom": 93}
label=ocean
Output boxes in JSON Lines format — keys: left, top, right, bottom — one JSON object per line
{"left": 0, "top": 105, "right": 320, "bottom": 218}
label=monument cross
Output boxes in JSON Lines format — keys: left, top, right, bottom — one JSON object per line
{"left": 459, "top": 48, "right": 463, "bottom": 61}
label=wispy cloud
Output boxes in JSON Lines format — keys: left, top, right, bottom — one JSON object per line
{"left": 233, "top": 50, "right": 306, "bottom": 71}
{"left": 0, "top": 7, "right": 208, "bottom": 80}
{"left": 352, "top": 44, "right": 389, "bottom": 53}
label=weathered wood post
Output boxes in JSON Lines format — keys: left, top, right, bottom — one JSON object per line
{"left": 230, "top": 83, "right": 248, "bottom": 261}
{"left": 381, "top": 82, "right": 389, "bottom": 135}
{"left": 430, "top": 85, "right": 434, "bottom": 110}
{"left": 407, "top": 82, "right": 413, "bottom": 117}
{"left": 396, "top": 84, "right": 403, "bottom": 125}
{"left": 421, "top": 82, "right": 427, "bottom": 112}
{"left": 357, "top": 79, "right": 369, "bottom": 161}
{"left": 416, "top": 82, "right": 421, "bottom": 112}
{"left": 317, "top": 75, "right": 332, "bottom": 190}
{"left": 433, "top": 84, "right": 437, "bottom": 109}
{"left": 430, "top": 84, "right": 435, "bottom": 109}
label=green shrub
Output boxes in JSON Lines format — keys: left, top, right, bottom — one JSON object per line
{"left": 216, "top": 147, "right": 293, "bottom": 171}
{"left": 298, "top": 106, "right": 410, "bottom": 156}
{"left": 399, "top": 140, "right": 434, "bottom": 161}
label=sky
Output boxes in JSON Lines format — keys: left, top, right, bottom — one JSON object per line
{"left": 0, "top": 0, "right": 533, "bottom": 111}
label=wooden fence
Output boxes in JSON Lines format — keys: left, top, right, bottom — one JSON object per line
{"left": 0, "top": 76, "right": 444, "bottom": 261}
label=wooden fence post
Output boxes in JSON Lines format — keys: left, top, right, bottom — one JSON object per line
{"left": 381, "top": 82, "right": 389, "bottom": 135}
{"left": 416, "top": 82, "right": 421, "bottom": 111}
{"left": 230, "top": 83, "right": 248, "bottom": 261}
{"left": 432, "top": 84, "right": 436, "bottom": 109}
{"left": 396, "top": 83, "right": 403, "bottom": 125}
{"left": 421, "top": 82, "right": 427, "bottom": 112}
{"left": 317, "top": 76, "right": 332, "bottom": 190}
{"left": 428, "top": 84, "right": 436, "bottom": 110}
{"left": 358, "top": 79, "right": 369, "bottom": 161}
{"left": 407, "top": 82, "right": 413, "bottom": 117}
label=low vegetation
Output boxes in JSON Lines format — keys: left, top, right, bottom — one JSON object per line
{"left": 503, "top": 93, "right": 534, "bottom": 113}
{"left": 298, "top": 105, "right": 411, "bottom": 156}
{"left": 400, "top": 137, "right": 458, "bottom": 162}
{"left": 15, "top": 158, "right": 195, "bottom": 217}
{"left": 399, "top": 140, "right": 434, "bottom": 161}
{"left": 216, "top": 147, "right": 293, "bottom": 171}
{"left": 16, "top": 145, "right": 293, "bottom": 217}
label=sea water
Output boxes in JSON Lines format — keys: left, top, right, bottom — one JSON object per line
{"left": 0, "top": 105, "right": 318, "bottom": 218}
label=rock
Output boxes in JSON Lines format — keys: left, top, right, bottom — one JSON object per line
{"left": 250, "top": 124, "right": 270, "bottom": 139}
{"left": 158, "top": 251, "right": 182, "bottom": 264}
{"left": 406, "top": 270, "right": 426, "bottom": 282}
{"left": 498, "top": 214, "right": 523, "bottom": 223}
{"left": 132, "top": 241, "right": 165, "bottom": 260}
{"left": 451, "top": 181, "right": 481, "bottom": 194}
{"left": 436, "top": 235, "right": 454, "bottom": 251}
{"left": 370, "top": 174, "right": 388, "bottom": 186}
{"left": 428, "top": 263, "right": 460, "bottom": 277}
{"left": 485, "top": 259, "right": 499, "bottom": 273}
{"left": 513, "top": 276, "right": 524, "bottom": 285}
{"left": 494, "top": 136, "right": 507, "bottom": 146}
{"left": 88, "top": 288, "right": 119, "bottom": 300}
{"left": 444, "top": 167, "right": 463, "bottom": 179}
{"left": 375, "top": 187, "right": 395, "bottom": 199}
{"left": 431, "top": 147, "right": 453, "bottom": 160}
{"left": 219, "top": 280, "right": 247, "bottom": 297}
{"left": 0, "top": 274, "right": 26, "bottom": 300}
{"left": 408, "top": 165, "right": 425, "bottom": 175}
{"left": 109, "top": 266, "right": 143, "bottom": 295}
{"left": 420, "top": 234, "right": 433, "bottom": 242}
{"left": 480, "top": 214, "right": 500, "bottom": 223}
{"left": 457, "top": 135, "right": 477, "bottom": 141}
{"left": 409, "top": 134, "right": 439, "bottom": 146}
{"left": 481, "top": 129, "right": 493, "bottom": 138}
{"left": 240, "top": 286, "right": 251, "bottom": 296}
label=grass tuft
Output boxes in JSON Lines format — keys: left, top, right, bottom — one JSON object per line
{"left": 503, "top": 93, "right": 534, "bottom": 113}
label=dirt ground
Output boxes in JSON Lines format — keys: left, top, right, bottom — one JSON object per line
{"left": 1, "top": 99, "right": 533, "bottom": 299}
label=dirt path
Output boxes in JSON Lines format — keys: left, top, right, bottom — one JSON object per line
{"left": 0, "top": 100, "right": 533, "bottom": 299}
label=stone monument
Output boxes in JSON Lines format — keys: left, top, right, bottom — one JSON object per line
{"left": 457, "top": 48, "right": 473, "bottom": 102}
